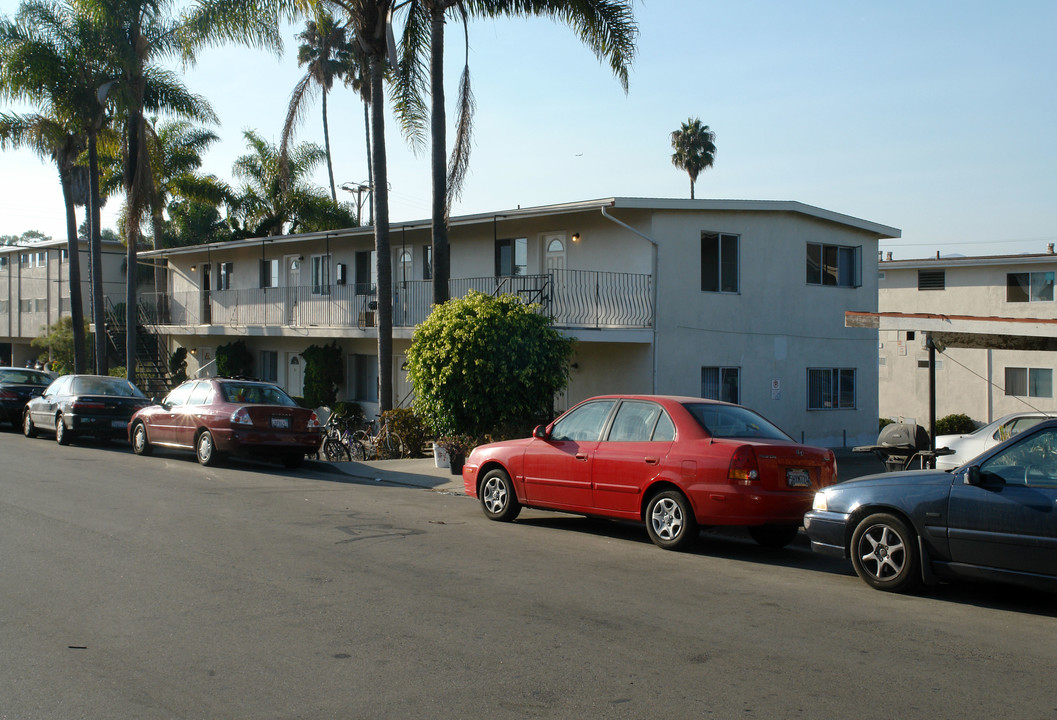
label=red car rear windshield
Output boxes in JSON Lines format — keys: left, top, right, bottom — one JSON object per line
{"left": 684, "top": 403, "right": 792, "bottom": 441}
{"left": 220, "top": 383, "right": 298, "bottom": 407}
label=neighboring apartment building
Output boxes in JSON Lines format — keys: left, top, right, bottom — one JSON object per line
{"left": 0, "top": 237, "right": 128, "bottom": 367}
{"left": 140, "top": 197, "right": 898, "bottom": 447}
{"left": 878, "top": 249, "right": 1057, "bottom": 425}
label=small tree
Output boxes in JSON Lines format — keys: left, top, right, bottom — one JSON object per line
{"left": 31, "top": 317, "right": 87, "bottom": 374}
{"left": 936, "top": 413, "right": 977, "bottom": 435}
{"left": 301, "top": 341, "right": 343, "bottom": 408}
{"left": 406, "top": 291, "right": 574, "bottom": 439}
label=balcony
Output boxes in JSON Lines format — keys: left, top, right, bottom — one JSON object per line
{"left": 141, "top": 269, "right": 653, "bottom": 332}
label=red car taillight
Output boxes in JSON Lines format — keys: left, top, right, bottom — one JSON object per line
{"left": 823, "top": 450, "right": 838, "bottom": 485}
{"left": 230, "top": 407, "right": 253, "bottom": 426}
{"left": 728, "top": 445, "right": 760, "bottom": 485}
{"left": 0, "top": 390, "right": 17, "bottom": 400}
{"left": 307, "top": 411, "right": 320, "bottom": 429}
{"left": 72, "top": 400, "right": 105, "bottom": 412}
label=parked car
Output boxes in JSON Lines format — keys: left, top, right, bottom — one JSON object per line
{"left": 934, "top": 412, "right": 1052, "bottom": 470}
{"left": 0, "top": 367, "right": 55, "bottom": 430}
{"left": 127, "top": 378, "right": 322, "bottom": 468}
{"left": 462, "top": 395, "right": 837, "bottom": 550}
{"left": 805, "top": 419, "right": 1057, "bottom": 593}
{"left": 23, "top": 374, "right": 150, "bottom": 444}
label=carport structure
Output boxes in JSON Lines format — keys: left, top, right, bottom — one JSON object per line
{"left": 847, "top": 311, "right": 1057, "bottom": 458}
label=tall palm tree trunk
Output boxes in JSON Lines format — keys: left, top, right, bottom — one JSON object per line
{"left": 88, "top": 130, "right": 107, "bottom": 375}
{"left": 363, "top": 101, "right": 373, "bottom": 225}
{"left": 429, "top": 7, "right": 449, "bottom": 305}
{"left": 60, "top": 166, "right": 86, "bottom": 374}
{"left": 370, "top": 55, "right": 392, "bottom": 412}
{"left": 322, "top": 88, "right": 337, "bottom": 202}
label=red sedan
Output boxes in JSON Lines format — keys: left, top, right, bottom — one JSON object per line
{"left": 462, "top": 395, "right": 837, "bottom": 550}
{"left": 128, "top": 378, "right": 321, "bottom": 468}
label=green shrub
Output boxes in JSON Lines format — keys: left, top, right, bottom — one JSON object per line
{"left": 215, "top": 340, "right": 253, "bottom": 377}
{"left": 936, "top": 413, "right": 977, "bottom": 435}
{"left": 381, "top": 408, "right": 429, "bottom": 458}
{"left": 405, "top": 291, "right": 574, "bottom": 438}
{"left": 879, "top": 417, "right": 895, "bottom": 432}
{"left": 301, "top": 341, "right": 343, "bottom": 409}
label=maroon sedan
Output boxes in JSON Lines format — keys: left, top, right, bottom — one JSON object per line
{"left": 128, "top": 378, "right": 321, "bottom": 468}
{"left": 462, "top": 395, "right": 837, "bottom": 550}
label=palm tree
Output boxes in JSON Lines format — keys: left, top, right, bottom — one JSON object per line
{"left": 670, "top": 117, "right": 716, "bottom": 200}
{"left": 76, "top": 0, "right": 283, "bottom": 383}
{"left": 0, "top": 0, "right": 112, "bottom": 374}
{"left": 323, "top": 0, "right": 398, "bottom": 412}
{"left": 395, "top": 0, "right": 638, "bottom": 305}
{"left": 280, "top": 10, "right": 352, "bottom": 203}
{"left": 231, "top": 129, "right": 352, "bottom": 237}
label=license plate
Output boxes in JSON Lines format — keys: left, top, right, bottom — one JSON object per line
{"left": 112, "top": 419, "right": 127, "bottom": 429}
{"left": 270, "top": 416, "right": 290, "bottom": 429}
{"left": 786, "top": 468, "right": 811, "bottom": 488}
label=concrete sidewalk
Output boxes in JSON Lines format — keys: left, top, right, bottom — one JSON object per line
{"left": 314, "top": 447, "right": 888, "bottom": 493}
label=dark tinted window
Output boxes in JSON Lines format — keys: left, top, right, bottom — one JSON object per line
{"left": 684, "top": 403, "right": 791, "bottom": 441}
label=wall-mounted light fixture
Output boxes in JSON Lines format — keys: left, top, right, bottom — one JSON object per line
{"left": 571, "top": 362, "right": 580, "bottom": 370}
{"left": 571, "top": 233, "right": 581, "bottom": 243}
{"left": 297, "top": 255, "right": 305, "bottom": 262}
{"left": 189, "top": 348, "right": 197, "bottom": 356}
{"left": 190, "top": 264, "right": 197, "bottom": 272}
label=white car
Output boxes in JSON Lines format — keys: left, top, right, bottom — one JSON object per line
{"left": 935, "top": 412, "right": 1053, "bottom": 470}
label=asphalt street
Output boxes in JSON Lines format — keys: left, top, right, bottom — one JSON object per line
{"left": 1, "top": 431, "right": 1054, "bottom": 719}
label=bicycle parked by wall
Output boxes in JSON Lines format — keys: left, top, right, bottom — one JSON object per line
{"left": 321, "top": 414, "right": 367, "bottom": 462}
{"left": 353, "top": 415, "right": 407, "bottom": 460}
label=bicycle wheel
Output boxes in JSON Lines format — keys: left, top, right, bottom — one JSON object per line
{"left": 379, "top": 431, "right": 406, "bottom": 459}
{"left": 322, "top": 436, "right": 350, "bottom": 463}
{"left": 348, "top": 438, "right": 368, "bottom": 461}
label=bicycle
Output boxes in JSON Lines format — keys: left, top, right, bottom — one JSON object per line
{"left": 320, "top": 414, "right": 367, "bottom": 462}
{"left": 353, "top": 415, "right": 407, "bottom": 460}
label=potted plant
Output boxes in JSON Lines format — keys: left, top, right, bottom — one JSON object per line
{"left": 436, "top": 434, "right": 474, "bottom": 474}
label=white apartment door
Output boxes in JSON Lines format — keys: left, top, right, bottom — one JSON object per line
{"left": 542, "top": 234, "right": 567, "bottom": 314}
{"left": 286, "top": 353, "right": 304, "bottom": 398}
{"left": 544, "top": 234, "right": 566, "bottom": 272}
{"left": 285, "top": 255, "right": 302, "bottom": 324}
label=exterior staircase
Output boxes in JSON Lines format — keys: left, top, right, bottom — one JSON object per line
{"left": 104, "top": 298, "right": 172, "bottom": 397}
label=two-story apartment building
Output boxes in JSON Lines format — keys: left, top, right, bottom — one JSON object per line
{"left": 141, "top": 197, "right": 898, "bottom": 447}
{"left": 0, "top": 237, "right": 128, "bottom": 367}
{"left": 878, "top": 249, "right": 1057, "bottom": 425}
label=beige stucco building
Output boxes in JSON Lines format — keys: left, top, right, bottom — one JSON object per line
{"left": 0, "top": 236, "right": 128, "bottom": 367}
{"left": 137, "top": 197, "right": 897, "bottom": 447}
{"left": 877, "top": 250, "right": 1057, "bottom": 425}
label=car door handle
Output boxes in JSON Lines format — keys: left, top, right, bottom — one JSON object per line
{"left": 575, "top": 453, "right": 589, "bottom": 461}
{"left": 644, "top": 457, "right": 660, "bottom": 465}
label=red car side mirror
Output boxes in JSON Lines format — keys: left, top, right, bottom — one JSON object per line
{"left": 533, "top": 425, "right": 549, "bottom": 440}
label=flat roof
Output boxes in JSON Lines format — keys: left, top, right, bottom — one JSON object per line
{"left": 141, "top": 196, "right": 901, "bottom": 258}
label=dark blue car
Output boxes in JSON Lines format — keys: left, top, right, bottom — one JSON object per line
{"left": 805, "top": 419, "right": 1057, "bottom": 593}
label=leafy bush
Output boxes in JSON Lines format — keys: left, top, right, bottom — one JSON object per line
{"left": 301, "top": 341, "right": 343, "bottom": 409}
{"left": 169, "top": 347, "right": 188, "bottom": 386}
{"left": 936, "top": 413, "right": 977, "bottom": 435}
{"left": 215, "top": 340, "right": 253, "bottom": 377}
{"left": 381, "top": 408, "right": 429, "bottom": 458}
{"left": 405, "top": 291, "right": 574, "bottom": 439}
{"left": 879, "top": 417, "right": 895, "bottom": 432}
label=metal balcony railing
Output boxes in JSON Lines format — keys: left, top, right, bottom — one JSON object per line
{"left": 140, "top": 269, "right": 653, "bottom": 331}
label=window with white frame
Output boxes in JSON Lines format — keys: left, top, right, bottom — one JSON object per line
{"left": 312, "top": 254, "right": 331, "bottom": 294}
{"left": 495, "top": 237, "right": 527, "bottom": 277}
{"left": 1007, "top": 272, "right": 1054, "bottom": 303}
{"left": 701, "top": 232, "right": 739, "bottom": 293}
{"left": 807, "top": 243, "right": 861, "bottom": 287}
{"left": 348, "top": 353, "right": 378, "bottom": 402}
{"left": 701, "top": 366, "right": 740, "bottom": 404}
{"left": 217, "top": 262, "right": 233, "bottom": 290}
{"left": 1005, "top": 367, "right": 1053, "bottom": 398}
{"left": 259, "top": 350, "right": 279, "bottom": 382}
{"left": 807, "top": 367, "right": 856, "bottom": 409}
{"left": 259, "top": 259, "right": 279, "bottom": 288}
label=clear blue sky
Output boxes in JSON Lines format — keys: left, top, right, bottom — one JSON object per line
{"left": 2, "top": 0, "right": 1055, "bottom": 259}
